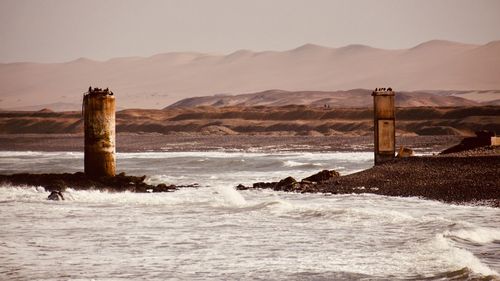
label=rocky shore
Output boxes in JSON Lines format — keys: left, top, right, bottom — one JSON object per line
{"left": 1, "top": 133, "right": 498, "bottom": 206}
{"left": 0, "top": 172, "right": 196, "bottom": 193}
{"left": 238, "top": 152, "right": 500, "bottom": 207}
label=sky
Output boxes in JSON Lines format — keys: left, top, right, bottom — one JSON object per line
{"left": 0, "top": 0, "right": 499, "bottom": 63}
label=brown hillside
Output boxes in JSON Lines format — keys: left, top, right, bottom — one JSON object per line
{"left": 0, "top": 106, "right": 498, "bottom": 136}
{"left": 167, "top": 89, "right": 480, "bottom": 109}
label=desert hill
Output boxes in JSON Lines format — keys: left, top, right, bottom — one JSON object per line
{"left": 1, "top": 105, "right": 498, "bottom": 137}
{"left": 167, "top": 89, "right": 483, "bottom": 108}
{"left": 1, "top": 40, "right": 499, "bottom": 109}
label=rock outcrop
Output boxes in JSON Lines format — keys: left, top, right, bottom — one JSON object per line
{"left": 302, "top": 170, "right": 340, "bottom": 183}
{"left": 0, "top": 172, "right": 185, "bottom": 193}
{"left": 241, "top": 170, "right": 342, "bottom": 193}
{"left": 440, "top": 130, "right": 496, "bottom": 154}
{"left": 238, "top": 155, "right": 500, "bottom": 207}
{"left": 275, "top": 176, "right": 300, "bottom": 191}
{"left": 47, "top": 191, "right": 64, "bottom": 201}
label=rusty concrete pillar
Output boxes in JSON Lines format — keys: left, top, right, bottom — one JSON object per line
{"left": 372, "top": 88, "right": 395, "bottom": 165}
{"left": 83, "top": 87, "right": 116, "bottom": 178}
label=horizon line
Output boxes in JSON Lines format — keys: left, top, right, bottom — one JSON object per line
{"left": 2, "top": 39, "right": 499, "bottom": 65}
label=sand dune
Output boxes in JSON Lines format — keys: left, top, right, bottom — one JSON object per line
{"left": 167, "top": 89, "right": 481, "bottom": 108}
{"left": 0, "top": 40, "right": 499, "bottom": 110}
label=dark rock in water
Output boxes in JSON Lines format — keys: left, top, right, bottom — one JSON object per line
{"left": 302, "top": 170, "right": 340, "bottom": 183}
{"left": 236, "top": 184, "right": 248, "bottom": 190}
{"left": 252, "top": 175, "right": 328, "bottom": 193}
{"left": 441, "top": 130, "right": 496, "bottom": 154}
{"left": 177, "top": 183, "right": 200, "bottom": 188}
{"left": 152, "top": 183, "right": 177, "bottom": 192}
{"left": 253, "top": 182, "right": 276, "bottom": 189}
{"left": 274, "top": 176, "right": 299, "bottom": 191}
{"left": 295, "top": 181, "right": 318, "bottom": 193}
{"left": 0, "top": 172, "right": 181, "bottom": 193}
{"left": 277, "top": 176, "right": 297, "bottom": 186}
{"left": 47, "top": 191, "right": 64, "bottom": 201}
{"left": 46, "top": 179, "right": 67, "bottom": 192}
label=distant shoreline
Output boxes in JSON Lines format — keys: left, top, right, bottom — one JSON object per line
{"left": 0, "top": 134, "right": 460, "bottom": 153}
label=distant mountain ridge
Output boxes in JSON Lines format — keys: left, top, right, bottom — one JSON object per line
{"left": 167, "top": 89, "right": 487, "bottom": 109}
{"left": 1, "top": 40, "right": 499, "bottom": 109}
{"left": 2, "top": 102, "right": 81, "bottom": 112}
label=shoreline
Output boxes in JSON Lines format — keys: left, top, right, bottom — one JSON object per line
{"left": 1, "top": 152, "right": 498, "bottom": 207}
{"left": 238, "top": 153, "right": 500, "bottom": 207}
{"left": 0, "top": 134, "right": 460, "bottom": 153}
{"left": 0, "top": 172, "right": 188, "bottom": 194}
{"left": 1, "top": 134, "right": 497, "bottom": 207}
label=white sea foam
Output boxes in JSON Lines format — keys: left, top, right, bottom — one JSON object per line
{"left": 282, "top": 160, "right": 322, "bottom": 167}
{"left": 116, "top": 151, "right": 269, "bottom": 159}
{"left": 217, "top": 186, "right": 247, "bottom": 206}
{"left": 0, "top": 185, "right": 47, "bottom": 202}
{"left": 445, "top": 227, "right": 500, "bottom": 244}
{"left": 114, "top": 151, "right": 373, "bottom": 162}
{"left": 348, "top": 206, "right": 415, "bottom": 222}
{"left": 146, "top": 174, "right": 188, "bottom": 185}
{"left": 0, "top": 151, "right": 83, "bottom": 158}
{"left": 1, "top": 151, "right": 499, "bottom": 279}
{"left": 433, "top": 233, "right": 499, "bottom": 276}
{"left": 283, "top": 160, "right": 307, "bottom": 167}
{"left": 0, "top": 150, "right": 373, "bottom": 162}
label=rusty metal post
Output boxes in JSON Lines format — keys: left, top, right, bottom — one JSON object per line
{"left": 83, "top": 87, "right": 116, "bottom": 178}
{"left": 372, "top": 88, "right": 395, "bottom": 165}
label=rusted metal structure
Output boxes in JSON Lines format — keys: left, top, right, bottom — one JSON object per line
{"left": 372, "top": 88, "right": 395, "bottom": 165}
{"left": 83, "top": 87, "right": 116, "bottom": 177}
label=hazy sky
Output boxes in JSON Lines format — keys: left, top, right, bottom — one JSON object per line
{"left": 1, "top": 0, "right": 499, "bottom": 63}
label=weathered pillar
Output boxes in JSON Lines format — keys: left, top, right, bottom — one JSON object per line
{"left": 372, "top": 88, "right": 395, "bottom": 165}
{"left": 83, "top": 87, "right": 116, "bottom": 178}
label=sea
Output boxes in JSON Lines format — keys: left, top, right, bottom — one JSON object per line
{"left": 0, "top": 150, "right": 499, "bottom": 280}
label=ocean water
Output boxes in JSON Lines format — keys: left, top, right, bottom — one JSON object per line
{"left": 0, "top": 151, "right": 499, "bottom": 280}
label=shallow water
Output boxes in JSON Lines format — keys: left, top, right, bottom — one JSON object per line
{"left": 0, "top": 151, "right": 499, "bottom": 280}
